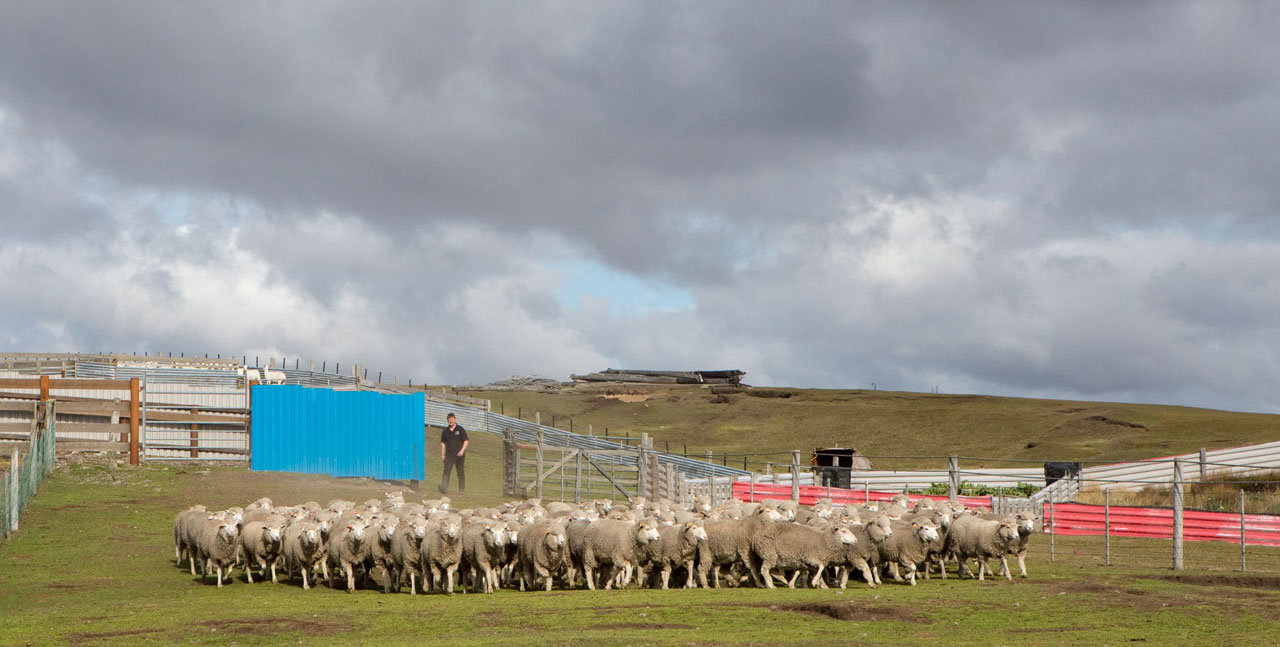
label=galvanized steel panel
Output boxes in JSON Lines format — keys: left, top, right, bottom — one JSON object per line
{"left": 250, "top": 385, "right": 424, "bottom": 480}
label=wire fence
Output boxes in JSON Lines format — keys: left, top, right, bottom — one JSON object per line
{"left": 1, "top": 400, "right": 57, "bottom": 540}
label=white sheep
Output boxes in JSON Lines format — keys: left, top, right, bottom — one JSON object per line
{"left": 581, "top": 519, "right": 660, "bottom": 590}
{"left": 420, "top": 516, "right": 464, "bottom": 594}
{"left": 195, "top": 515, "right": 240, "bottom": 588}
{"left": 750, "top": 521, "right": 857, "bottom": 589}
{"left": 327, "top": 521, "right": 370, "bottom": 592}
{"left": 517, "top": 521, "right": 568, "bottom": 592}
{"left": 238, "top": 520, "right": 286, "bottom": 583}
{"left": 943, "top": 515, "right": 1019, "bottom": 581}
{"left": 282, "top": 521, "right": 325, "bottom": 589}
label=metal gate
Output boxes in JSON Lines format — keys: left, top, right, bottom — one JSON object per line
{"left": 250, "top": 385, "right": 425, "bottom": 480}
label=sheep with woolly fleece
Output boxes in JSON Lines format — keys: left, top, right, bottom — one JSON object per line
{"left": 517, "top": 521, "right": 568, "bottom": 592}
{"left": 876, "top": 520, "right": 940, "bottom": 585}
{"left": 366, "top": 516, "right": 400, "bottom": 592}
{"left": 173, "top": 505, "right": 207, "bottom": 568}
{"left": 750, "top": 521, "right": 857, "bottom": 589}
{"left": 183, "top": 509, "right": 239, "bottom": 575}
{"left": 977, "top": 511, "right": 1039, "bottom": 578}
{"left": 943, "top": 515, "right": 1019, "bottom": 581}
{"left": 326, "top": 520, "right": 370, "bottom": 592}
{"left": 835, "top": 515, "right": 893, "bottom": 588}
{"left": 642, "top": 520, "right": 708, "bottom": 589}
{"left": 387, "top": 515, "right": 429, "bottom": 594}
{"left": 238, "top": 519, "right": 286, "bottom": 583}
{"left": 460, "top": 520, "right": 507, "bottom": 593}
{"left": 696, "top": 506, "right": 782, "bottom": 588}
{"left": 420, "top": 515, "right": 464, "bottom": 594}
{"left": 282, "top": 521, "right": 325, "bottom": 589}
{"left": 581, "top": 519, "right": 660, "bottom": 590}
{"left": 194, "top": 515, "right": 240, "bottom": 588}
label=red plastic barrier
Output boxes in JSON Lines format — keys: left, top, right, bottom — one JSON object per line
{"left": 1043, "top": 502, "right": 1280, "bottom": 547}
{"left": 731, "top": 482, "right": 991, "bottom": 511}
{"left": 729, "top": 483, "right": 1280, "bottom": 547}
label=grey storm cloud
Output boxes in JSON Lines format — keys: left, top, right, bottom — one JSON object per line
{"left": 1, "top": 1, "right": 1279, "bottom": 412}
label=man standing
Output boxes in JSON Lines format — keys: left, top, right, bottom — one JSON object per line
{"left": 439, "top": 413, "right": 468, "bottom": 494}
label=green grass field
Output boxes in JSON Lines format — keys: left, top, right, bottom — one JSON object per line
{"left": 3, "top": 432, "right": 1279, "bottom": 647}
{"left": 456, "top": 385, "right": 1280, "bottom": 470}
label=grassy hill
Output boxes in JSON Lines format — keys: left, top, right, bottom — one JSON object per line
{"left": 452, "top": 385, "right": 1280, "bottom": 470}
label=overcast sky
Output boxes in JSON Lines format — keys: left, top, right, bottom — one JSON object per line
{"left": 1, "top": 2, "right": 1278, "bottom": 413}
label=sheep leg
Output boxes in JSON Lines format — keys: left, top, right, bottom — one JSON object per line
{"left": 583, "top": 565, "right": 596, "bottom": 590}
{"left": 1017, "top": 550, "right": 1028, "bottom": 578}
{"left": 759, "top": 560, "right": 776, "bottom": 589}
{"left": 684, "top": 559, "right": 697, "bottom": 588}
{"left": 977, "top": 559, "right": 986, "bottom": 581}
{"left": 542, "top": 566, "right": 553, "bottom": 592}
{"left": 709, "top": 564, "right": 721, "bottom": 588}
{"left": 245, "top": 560, "right": 255, "bottom": 583}
{"left": 905, "top": 563, "right": 917, "bottom": 586}
{"left": 660, "top": 567, "right": 671, "bottom": 590}
{"left": 445, "top": 564, "right": 457, "bottom": 595}
{"left": 858, "top": 561, "right": 877, "bottom": 589}
{"left": 1001, "top": 556, "right": 1012, "bottom": 581}
{"left": 784, "top": 569, "right": 799, "bottom": 589}
{"left": 889, "top": 562, "right": 903, "bottom": 582}
{"left": 344, "top": 562, "right": 355, "bottom": 592}
{"left": 810, "top": 565, "right": 825, "bottom": 589}
{"left": 602, "top": 565, "right": 616, "bottom": 590}
{"left": 216, "top": 564, "right": 225, "bottom": 588}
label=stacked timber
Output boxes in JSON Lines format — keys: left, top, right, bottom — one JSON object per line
{"left": 569, "top": 368, "right": 746, "bottom": 385}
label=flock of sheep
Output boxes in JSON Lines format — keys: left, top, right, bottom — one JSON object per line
{"left": 172, "top": 492, "right": 1038, "bottom": 593}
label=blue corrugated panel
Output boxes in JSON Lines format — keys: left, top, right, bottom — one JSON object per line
{"left": 250, "top": 385, "right": 424, "bottom": 480}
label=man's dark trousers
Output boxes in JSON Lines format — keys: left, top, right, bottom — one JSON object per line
{"left": 441, "top": 454, "right": 465, "bottom": 493}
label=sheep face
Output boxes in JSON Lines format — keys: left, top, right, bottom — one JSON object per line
{"left": 636, "top": 523, "right": 660, "bottom": 544}
{"left": 864, "top": 517, "right": 891, "bottom": 543}
{"left": 834, "top": 526, "right": 858, "bottom": 545}
{"left": 440, "top": 519, "right": 461, "bottom": 540}
{"left": 302, "top": 528, "right": 321, "bottom": 548}
{"left": 998, "top": 521, "right": 1019, "bottom": 544}
{"left": 506, "top": 526, "right": 520, "bottom": 546}
{"left": 216, "top": 521, "right": 239, "bottom": 543}
{"left": 913, "top": 522, "right": 940, "bottom": 543}
{"left": 1015, "top": 513, "right": 1038, "bottom": 536}
{"left": 347, "top": 523, "right": 368, "bottom": 543}
{"left": 686, "top": 522, "right": 708, "bottom": 542}
{"left": 265, "top": 524, "right": 284, "bottom": 543}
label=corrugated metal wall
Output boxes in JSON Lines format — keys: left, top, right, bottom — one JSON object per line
{"left": 250, "top": 385, "right": 425, "bottom": 480}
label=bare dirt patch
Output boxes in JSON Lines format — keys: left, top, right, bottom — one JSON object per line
{"left": 197, "top": 617, "right": 348, "bottom": 637}
{"left": 66, "top": 628, "right": 162, "bottom": 646}
{"left": 589, "top": 623, "right": 697, "bottom": 630}
{"left": 763, "top": 601, "right": 925, "bottom": 623}
{"left": 1147, "top": 574, "right": 1280, "bottom": 590}
{"left": 598, "top": 393, "right": 653, "bottom": 403}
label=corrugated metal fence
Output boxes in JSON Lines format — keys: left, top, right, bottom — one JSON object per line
{"left": 250, "top": 385, "right": 425, "bottom": 480}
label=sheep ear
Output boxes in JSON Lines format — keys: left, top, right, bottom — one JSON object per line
{"left": 544, "top": 530, "right": 550, "bottom": 535}
{"left": 347, "top": 524, "right": 354, "bottom": 530}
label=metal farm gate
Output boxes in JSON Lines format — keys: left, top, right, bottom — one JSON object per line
{"left": 250, "top": 385, "right": 425, "bottom": 480}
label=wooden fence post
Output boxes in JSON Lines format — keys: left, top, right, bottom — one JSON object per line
{"left": 1172, "top": 459, "right": 1184, "bottom": 570}
{"left": 638, "top": 434, "right": 651, "bottom": 500}
{"left": 502, "top": 429, "right": 517, "bottom": 498}
{"left": 129, "top": 377, "right": 140, "bottom": 466}
{"left": 1199, "top": 447, "right": 1208, "bottom": 482}
{"left": 948, "top": 455, "right": 959, "bottom": 503}
{"left": 575, "top": 447, "right": 583, "bottom": 504}
{"left": 1240, "top": 488, "right": 1247, "bottom": 572}
{"left": 39, "top": 375, "right": 49, "bottom": 401}
{"left": 791, "top": 450, "right": 801, "bottom": 504}
{"left": 535, "top": 427, "right": 544, "bottom": 500}
{"left": 1104, "top": 488, "right": 1111, "bottom": 566}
